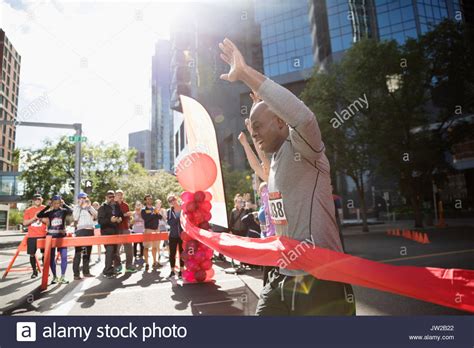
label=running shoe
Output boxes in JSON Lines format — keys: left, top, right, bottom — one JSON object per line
{"left": 167, "top": 271, "right": 175, "bottom": 278}
{"left": 51, "top": 276, "right": 59, "bottom": 284}
{"left": 105, "top": 273, "right": 116, "bottom": 279}
{"left": 125, "top": 267, "right": 137, "bottom": 273}
{"left": 115, "top": 265, "right": 123, "bottom": 273}
{"left": 83, "top": 273, "right": 95, "bottom": 278}
{"left": 178, "top": 271, "right": 182, "bottom": 278}
{"left": 31, "top": 272, "right": 38, "bottom": 279}
{"left": 59, "top": 276, "right": 69, "bottom": 284}
{"left": 74, "top": 275, "right": 82, "bottom": 280}
{"left": 144, "top": 263, "right": 149, "bottom": 271}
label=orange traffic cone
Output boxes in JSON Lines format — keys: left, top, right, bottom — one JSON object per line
{"left": 414, "top": 231, "right": 420, "bottom": 243}
{"left": 421, "top": 233, "right": 430, "bottom": 244}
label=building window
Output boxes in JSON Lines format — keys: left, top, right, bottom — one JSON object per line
{"left": 179, "top": 123, "right": 185, "bottom": 151}
{"left": 174, "top": 132, "right": 179, "bottom": 158}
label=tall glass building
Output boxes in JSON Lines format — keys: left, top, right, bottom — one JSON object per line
{"left": 310, "top": 0, "right": 463, "bottom": 65}
{"left": 151, "top": 39, "right": 173, "bottom": 172}
{"left": 254, "top": 0, "right": 314, "bottom": 80}
{"left": 376, "top": 0, "right": 462, "bottom": 43}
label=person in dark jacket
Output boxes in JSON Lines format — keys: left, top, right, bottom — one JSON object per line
{"left": 98, "top": 190, "right": 123, "bottom": 278}
{"left": 166, "top": 194, "right": 183, "bottom": 278}
{"left": 229, "top": 194, "right": 249, "bottom": 237}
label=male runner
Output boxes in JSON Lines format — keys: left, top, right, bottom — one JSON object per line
{"left": 23, "top": 194, "right": 47, "bottom": 278}
{"left": 219, "top": 38, "right": 356, "bottom": 316}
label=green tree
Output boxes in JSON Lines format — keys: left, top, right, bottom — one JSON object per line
{"left": 372, "top": 20, "right": 474, "bottom": 226}
{"left": 302, "top": 39, "right": 399, "bottom": 231}
{"left": 116, "top": 170, "right": 183, "bottom": 207}
{"left": 20, "top": 137, "right": 145, "bottom": 203}
{"left": 221, "top": 163, "right": 253, "bottom": 212}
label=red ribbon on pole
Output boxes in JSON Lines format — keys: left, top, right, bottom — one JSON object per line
{"left": 183, "top": 217, "right": 474, "bottom": 313}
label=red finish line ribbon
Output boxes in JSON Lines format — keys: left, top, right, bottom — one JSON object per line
{"left": 183, "top": 218, "right": 474, "bottom": 313}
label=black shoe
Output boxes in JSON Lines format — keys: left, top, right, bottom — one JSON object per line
{"left": 168, "top": 271, "right": 175, "bottom": 278}
{"left": 31, "top": 272, "right": 38, "bottom": 279}
{"left": 74, "top": 275, "right": 82, "bottom": 280}
{"left": 178, "top": 271, "right": 182, "bottom": 278}
{"left": 105, "top": 273, "right": 116, "bottom": 279}
{"left": 83, "top": 273, "right": 94, "bottom": 278}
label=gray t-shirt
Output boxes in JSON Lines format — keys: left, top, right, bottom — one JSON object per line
{"left": 257, "top": 78, "right": 344, "bottom": 276}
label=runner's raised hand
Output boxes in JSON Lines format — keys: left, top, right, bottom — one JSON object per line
{"left": 219, "top": 38, "right": 247, "bottom": 82}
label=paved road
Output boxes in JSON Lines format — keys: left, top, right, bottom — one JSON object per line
{"left": 1, "top": 223, "right": 473, "bottom": 316}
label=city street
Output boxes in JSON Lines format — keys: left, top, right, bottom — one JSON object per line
{"left": 1, "top": 219, "right": 473, "bottom": 316}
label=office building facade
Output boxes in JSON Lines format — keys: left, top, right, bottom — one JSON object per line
{"left": 151, "top": 39, "right": 173, "bottom": 172}
{"left": 129, "top": 129, "right": 151, "bottom": 169}
{"left": 170, "top": 0, "right": 263, "bottom": 170}
{"left": 309, "top": 0, "right": 463, "bottom": 66}
{"left": 0, "top": 29, "right": 20, "bottom": 172}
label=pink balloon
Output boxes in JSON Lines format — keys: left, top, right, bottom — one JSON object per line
{"left": 176, "top": 153, "right": 217, "bottom": 192}
{"left": 183, "top": 270, "right": 195, "bottom": 282}
{"left": 200, "top": 259, "right": 213, "bottom": 270}
{"left": 185, "top": 201, "right": 198, "bottom": 213}
{"left": 205, "top": 268, "right": 215, "bottom": 281}
{"left": 180, "top": 231, "right": 192, "bottom": 242}
{"left": 204, "top": 212, "right": 212, "bottom": 222}
{"left": 205, "top": 248, "right": 214, "bottom": 259}
{"left": 193, "top": 211, "right": 205, "bottom": 225}
{"left": 185, "top": 259, "right": 200, "bottom": 272}
{"left": 204, "top": 191, "right": 213, "bottom": 201}
{"left": 186, "top": 240, "right": 200, "bottom": 253}
{"left": 194, "top": 191, "right": 206, "bottom": 203}
{"left": 195, "top": 250, "right": 206, "bottom": 263}
{"left": 200, "top": 201, "right": 212, "bottom": 212}
{"left": 181, "top": 251, "right": 190, "bottom": 262}
{"left": 181, "top": 191, "right": 194, "bottom": 203}
{"left": 194, "top": 269, "right": 207, "bottom": 282}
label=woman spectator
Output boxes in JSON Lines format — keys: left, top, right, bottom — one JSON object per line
{"left": 166, "top": 194, "right": 184, "bottom": 278}
{"left": 131, "top": 201, "right": 145, "bottom": 264}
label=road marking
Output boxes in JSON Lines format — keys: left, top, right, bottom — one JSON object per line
{"left": 380, "top": 248, "right": 474, "bottom": 263}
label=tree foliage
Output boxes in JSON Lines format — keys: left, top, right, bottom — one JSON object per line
{"left": 301, "top": 20, "right": 474, "bottom": 228}
{"left": 20, "top": 136, "right": 145, "bottom": 203}
{"left": 116, "top": 170, "right": 183, "bottom": 208}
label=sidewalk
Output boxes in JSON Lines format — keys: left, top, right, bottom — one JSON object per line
{"left": 0, "top": 230, "right": 26, "bottom": 249}
{"left": 341, "top": 218, "right": 474, "bottom": 236}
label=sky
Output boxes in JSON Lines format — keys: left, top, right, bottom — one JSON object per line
{"left": 1, "top": 0, "right": 191, "bottom": 150}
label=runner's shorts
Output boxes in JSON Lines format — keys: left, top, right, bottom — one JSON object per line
{"left": 27, "top": 237, "right": 45, "bottom": 255}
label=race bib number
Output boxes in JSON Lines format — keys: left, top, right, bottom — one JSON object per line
{"left": 268, "top": 191, "right": 287, "bottom": 225}
{"left": 31, "top": 220, "right": 44, "bottom": 227}
{"left": 51, "top": 217, "right": 62, "bottom": 227}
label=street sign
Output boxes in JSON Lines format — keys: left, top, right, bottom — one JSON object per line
{"left": 68, "top": 135, "right": 87, "bottom": 142}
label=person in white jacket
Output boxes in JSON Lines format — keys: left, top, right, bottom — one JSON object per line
{"left": 72, "top": 193, "right": 97, "bottom": 280}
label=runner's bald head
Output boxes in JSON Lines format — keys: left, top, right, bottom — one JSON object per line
{"left": 249, "top": 101, "right": 288, "bottom": 153}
